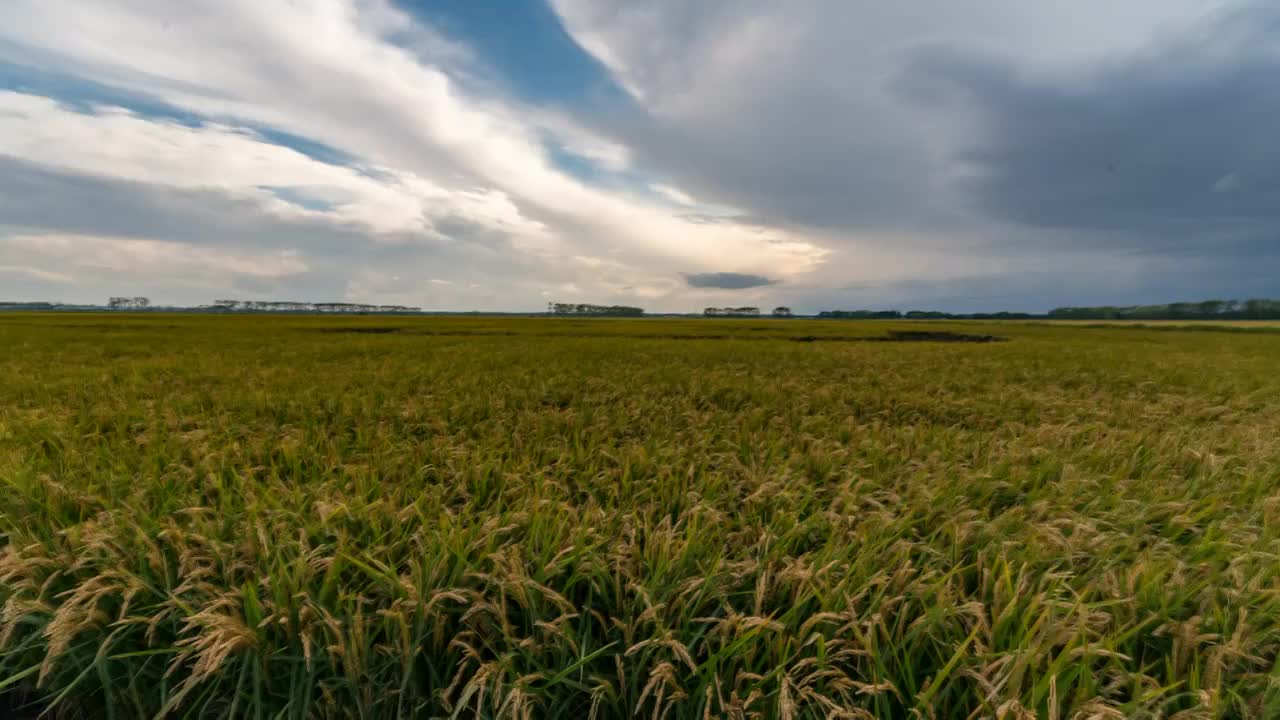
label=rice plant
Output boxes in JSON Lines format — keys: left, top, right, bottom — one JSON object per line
{"left": 1, "top": 314, "right": 1278, "bottom": 718}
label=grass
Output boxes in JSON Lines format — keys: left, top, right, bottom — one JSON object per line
{"left": 1, "top": 313, "right": 1278, "bottom": 718}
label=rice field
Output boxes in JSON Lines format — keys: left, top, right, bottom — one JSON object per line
{"left": 1, "top": 313, "right": 1278, "bottom": 718}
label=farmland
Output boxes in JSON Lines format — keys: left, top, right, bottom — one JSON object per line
{"left": 1, "top": 314, "right": 1279, "bottom": 718}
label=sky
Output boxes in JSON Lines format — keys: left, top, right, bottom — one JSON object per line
{"left": 0, "top": 0, "right": 1277, "bottom": 313}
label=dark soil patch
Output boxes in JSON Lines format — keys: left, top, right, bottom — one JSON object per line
{"left": 792, "top": 330, "right": 1004, "bottom": 343}
{"left": 309, "top": 328, "right": 1007, "bottom": 343}
{"left": 304, "top": 327, "right": 1003, "bottom": 345}
{"left": 313, "top": 326, "right": 402, "bottom": 334}
{"left": 883, "top": 330, "right": 1005, "bottom": 343}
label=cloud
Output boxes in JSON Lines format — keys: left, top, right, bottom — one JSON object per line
{"left": 551, "top": 0, "right": 1235, "bottom": 233}
{"left": 1, "top": 0, "right": 1275, "bottom": 311}
{"left": 650, "top": 183, "right": 696, "bottom": 206}
{"left": 0, "top": 156, "right": 567, "bottom": 306}
{"left": 0, "top": 0, "right": 830, "bottom": 311}
{"left": 0, "top": 1, "right": 826, "bottom": 277}
{"left": 896, "top": 3, "right": 1280, "bottom": 255}
{"left": 1211, "top": 172, "right": 1241, "bottom": 194}
{"left": 683, "top": 272, "right": 775, "bottom": 289}
{"left": 0, "top": 91, "right": 551, "bottom": 243}
{"left": 547, "top": 0, "right": 1280, "bottom": 308}
{"left": 0, "top": 264, "right": 75, "bottom": 284}
{"left": 1, "top": 233, "right": 307, "bottom": 286}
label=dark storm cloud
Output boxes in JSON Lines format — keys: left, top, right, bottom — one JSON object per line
{"left": 598, "top": 95, "right": 932, "bottom": 232}
{"left": 682, "top": 272, "right": 775, "bottom": 289}
{"left": 901, "top": 4, "right": 1280, "bottom": 255}
{"left": 776, "top": 253, "right": 1280, "bottom": 315}
{"left": 564, "top": 0, "right": 1280, "bottom": 281}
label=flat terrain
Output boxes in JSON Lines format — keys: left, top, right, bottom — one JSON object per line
{"left": 1, "top": 314, "right": 1278, "bottom": 718}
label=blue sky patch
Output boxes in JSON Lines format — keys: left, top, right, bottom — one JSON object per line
{"left": 0, "top": 59, "right": 205, "bottom": 126}
{"left": 249, "top": 127, "right": 357, "bottom": 168}
{"left": 0, "top": 59, "right": 358, "bottom": 169}
{"left": 394, "top": 0, "right": 628, "bottom": 106}
{"left": 257, "top": 186, "right": 339, "bottom": 213}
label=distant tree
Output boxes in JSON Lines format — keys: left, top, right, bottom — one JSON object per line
{"left": 1198, "top": 300, "right": 1225, "bottom": 317}
{"left": 208, "top": 299, "right": 419, "bottom": 313}
{"left": 772, "top": 306, "right": 793, "bottom": 317}
{"left": 549, "top": 303, "right": 643, "bottom": 317}
{"left": 107, "top": 297, "right": 150, "bottom": 310}
{"left": 1244, "top": 299, "right": 1272, "bottom": 319}
{"left": 704, "top": 307, "right": 760, "bottom": 317}
{"left": 1046, "top": 298, "right": 1280, "bottom": 321}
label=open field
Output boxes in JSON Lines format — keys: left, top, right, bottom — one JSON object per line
{"left": 1, "top": 313, "right": 1279, "bottom": 718}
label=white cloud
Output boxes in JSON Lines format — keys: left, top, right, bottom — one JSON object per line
{"left": 531, "top": 110, "right": 633, "bottom": 172}
{"left": 0, "top": 0, "right": 828, "bottom": 288}
{"left": 650, "top": 184, "right": 696, "bottom": 206}
{"left": 2, "top": 233, "right": 308, "bottom": 282}
{"left": 0, "top": 265, "right": 75, "bottom": 284}
{"left": 0, "top": 91, "right": 549, "bottom": 244}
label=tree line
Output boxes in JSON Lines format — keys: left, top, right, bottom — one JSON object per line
{"left": 547, "top": 303, "right": 644, "bottom": 316}
{"left": 1047, "top": 299, "right": 1280, "bottom": 320}
{"left": 0, "top": 302, "right": 64, "bottom": 310}
{"left": 211, "top": 300, "right": 421, "bottom": 313}
{"left": 108, "top": 296, "right": 151, "bottom": 309}
{"left": 818, "top": 300, "right": 1280, "bottom": 321}
{"left": 7, "top": 296, "right": 1279, "bottom": 320}
{"left": 704, "top": 307, "right": 760, "bottom": 317}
